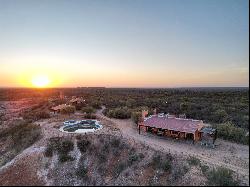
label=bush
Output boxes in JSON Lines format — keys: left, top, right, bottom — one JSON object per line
{"left": 98, "top": 152, "right": 107, "bottom": 163}
{"left": 0, "top": 120, "right": 42, "bottom": 166}
{"left": 60, "top": 105, "right": 76, "bottom": 115}
{"left": 22, "top": 110, "right": 50, "bottom": 121}
{"left": 128, "top": 154, "right": 139, "bottom": 165}
{"left": 171, "top": 164, "right": 189, "bottom": 180}
{"left": 110, "top": 138, "right": 121, "bottom": 148}
{"left": 213, "top": 122, "right": 249, "bottom": 145}
{"left": 46, "top": 137, "right": 61, "bottom": 152}
{"left": 77, "top": 139, "right": 91, "bottom": 153}
{"left": 76, "top": 164, "right": 88, "bottom": 179}
{"left": 45, "top": 138, "right": 74, "bottom": 162}
{"left": 90, "top": 101, "right": 102, "bottom": 109}
{"left": 114, "top": 161, "right": 127, "bottom": 176}
{"left": 200, "top": 164, "right": 209, "bottom": 174}
{"left": 9, "top": 121, "right": 42, "bottom": 152}
{"left": 35, "top": 111, "right": 50, "bottom": 119}
{"left": 151, "top": 154, "right": 161, "bottom": 168}
{"left": 151, "top": 153, "right": 172, "bottom": 172}
{"left": 187, "top": 156, "right": 200, "bottom": 166}
{"left": 81, "top": 106, "right": 95, "bottom": 114}
{"left": 84, "top": 113, "right": 96, "bottom": 119}
{"left": 58, "top": 139, "right": 74, "bottom": 155}
{"left": 138, "top": 153, "right": 145, "bottom": 159}
{"left": 162, "top": 160, "right": 172, "bottom": 172}
{"left": 44, "top": 146, "right": 53, "bottom": 157}
{"left": 59, "top": 153, "right": 74, "bottom": 162}
{"left": 131, "top": 112, "right": 142, "bottom": 124}
{"left": 106, "top": 107, "right": 131, "bottom": 119}
{"left": 207, "top": 167, "right": 240, "bottom": 186}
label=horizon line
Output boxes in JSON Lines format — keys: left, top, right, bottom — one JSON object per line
{"left": 0, "top": 86, "right": 249, "bottom": 89}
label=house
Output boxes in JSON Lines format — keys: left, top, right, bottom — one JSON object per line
{"left": 69, "top": 97, "right": 85, "bottom": 105}
{"left": 51, "top": 104, "right": 72, "bottom": 113}
{"left": 138, "top": 112, "right": 204, "bottom": 142}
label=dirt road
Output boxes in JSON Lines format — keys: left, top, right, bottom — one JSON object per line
{"left": 96, "top": 108, "right": 249, "bottom": 179}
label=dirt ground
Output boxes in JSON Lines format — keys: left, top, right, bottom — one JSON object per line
{"left": 0, "top": 104, "right": 249, "bottom": 185}
{"left": 96, "top": 109, "right": 249, "bottom": 181}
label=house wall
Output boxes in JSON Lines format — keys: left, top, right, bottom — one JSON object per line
{"left": 140, "top": 123, "right": 201, "bottom": 142}
{"left": 194, "top": 130, "right": 202, "bottom": 141}
{"left": 179, "top": 132, "right": 185, "bottom": 139}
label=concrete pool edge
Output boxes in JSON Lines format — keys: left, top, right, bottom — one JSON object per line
{"left": 59, "top": 120, "right": 103, "bottom": 134}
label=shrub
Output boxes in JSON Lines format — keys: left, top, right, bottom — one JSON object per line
{"left": 110, "top": 138, "right": 121, "bottom": 148}
{"left": 172, "top": 164, "right": 189, "bottom": 180}
{"left": 151, "top": 153, "right": 172, "bottom": 172}
{"left": 200, "top": 164, "right": 209, "bottom": 174}
{"left": 213, "top": 122, "right": 249, "bottom": 145}
{"left": 162, "top": 160, "right": 172, "bottom": 172}
{"left": 138, "top": 153, "right": 145, "bottom": 159}
{"left": 207, "top": 167, "right": 240, "bottom": 186}
{"left": 187, "top": 156, "right": 200, "bottom": 166}
{"left": 47, "top": 137, "right": 61, "bottom": 152}
{"left": 114, "top": 161, "right": 127, "bottom": 177}
{"left": 77, "top": 139, "right": 91, "bottom": 153}
{"left": 106, "top": 107, "right": 131, "bottom": 119}
{"left": 128, "top": 154, "right": 139, "bottom": 165}
{"left": 81, "top": 106, "right": 95, "bottom": 114}
{"left": 98, "top": 152, "right": 107, "bottom": 163}
{"left": 90, "top": 101, "right": 101, "bottom": 109}
{"left": 60, "top": 105, "right": 76, "bottom": 115}
{"left": 131, "top": 112, "right": 143, "bottom": 124}
{"left": 59, "top": 153, "right": 74, "bottom": 163}
{"left": 0, "top": 120, "right": 42, "bottom": 166}
{"left": 58, "top": 139, "right": 74, "bottom": 155}
{"left": 151, "top": 154, "right": 161, "bottom": 168}
{"left": 84, "top": 113, "right": 97, "bottom": 119}
{"left": 9, "top": 121, "right": 42, "bottom": 152}
{"left": 76, "top": 164, "right": 88, "bottom": 179}
{"left": 44, "top": 146, "right": 53, "bottom": 157}
{"left": 35, "top": 111, "right": 50, "bottom": 119}
{"left": 45, "top": 138, "right": 74, "bottom": 162}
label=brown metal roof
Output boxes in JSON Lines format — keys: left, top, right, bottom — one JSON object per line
{"left": 51, "top": 104, "right": 71, "bottom": 111}
{"left": 143, "top": 115, "right": 203, "bottom": 134}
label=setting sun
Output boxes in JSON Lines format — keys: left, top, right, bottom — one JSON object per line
{"left": 31, "top": 75, "right": 50, "bottom": 88}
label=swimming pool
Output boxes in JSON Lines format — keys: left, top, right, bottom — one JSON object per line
{"left": 60, "top": 119, "right": 103, "bottom": 133}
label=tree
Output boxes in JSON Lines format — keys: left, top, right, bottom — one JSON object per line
{"left": 81, "top": 106, "right": 95, "bottom": 114}
{"left": 126, "top": 98, "right": 136, "bottom": 108}
{"left": 60, "top": 106, "right": 76, "bottom": 116}
{"left": 213, "top": 109, "right": 229, "bottom": 123}
{"left": 131, "top": 112, "right": 143, "bottom": 124}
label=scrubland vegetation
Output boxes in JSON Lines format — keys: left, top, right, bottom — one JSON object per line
{"left": 42, "top": 134, "right": 242, "bottom": 186}
{"left": 213, "top": 122, "right": 249, "bottom": 145}
{"left": 0, "top": 87, "right": 249, "bottom": 145}
{"left": 44, "top": 137, "right": 75, "bottom": 162}
{"left": 0, "top": 119, "right": 42, "bottom": 166}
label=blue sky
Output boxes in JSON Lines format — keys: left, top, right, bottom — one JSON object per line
{"left": 0, "top": 0, "right": 249, "bottom": 87}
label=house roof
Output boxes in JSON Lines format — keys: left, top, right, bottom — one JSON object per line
{"left": 51, "top": 104, "right": 71, "bottom": 111}
{"left": 143, "top": 115, "right": 203, "bottom": 133}
{"left": 69, "top": 97, "right": 85, "bottom": 103}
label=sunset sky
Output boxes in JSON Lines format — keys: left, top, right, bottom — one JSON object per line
{"left": 0, "top": 0, "right": 249, "bottom": 88}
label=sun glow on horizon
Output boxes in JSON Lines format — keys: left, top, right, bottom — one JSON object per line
{"left": 31, "top": 75, "right": 50, "bottom": 88}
